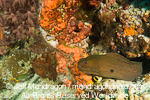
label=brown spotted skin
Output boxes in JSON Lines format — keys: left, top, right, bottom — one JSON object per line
{"left": 78, "top": 53, "right": 142, "bottom": 81}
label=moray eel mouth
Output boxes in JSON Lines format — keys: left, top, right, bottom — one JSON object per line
{"left": 78, "top": 65, "right": 99, "bottom": 75}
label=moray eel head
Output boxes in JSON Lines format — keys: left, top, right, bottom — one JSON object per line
{"left": 78, "top": 55, "right": 100, "bottom": 75}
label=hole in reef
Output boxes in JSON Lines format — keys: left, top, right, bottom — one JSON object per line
{"left": 21, "top": 63, "right": 25, "bottom": 67}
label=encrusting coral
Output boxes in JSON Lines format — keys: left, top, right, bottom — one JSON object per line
{"left": 39, "top": 0, "right": 65, "bottom": 31}
{"left": 38, "top": 0, "right": 94, "bottom": 89}
{"left": 39, "top": 0, "right": 78, "bottom": 33}
{"left": 39, "top": 0, "right": 93, "bottom": 86}
{"left": 122, "top": 24, "right": 138, "bottom": 36}
{"left": 55, "top": 16, "right": 92, "bottom": 44}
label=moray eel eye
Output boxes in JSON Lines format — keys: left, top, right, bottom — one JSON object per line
{"left": 110, "top": 69, "right": 114, "bottom": 73}
{"left": 84, "top": 61, "right": 87, "bottom": 64}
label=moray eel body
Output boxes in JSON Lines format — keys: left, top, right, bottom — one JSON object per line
{"left": 78, "top": 53, "right": 142, "bottom": 81}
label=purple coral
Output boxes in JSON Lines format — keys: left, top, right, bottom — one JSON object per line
{"left": 0, "top": 0, "right": 39, "bottom": 55}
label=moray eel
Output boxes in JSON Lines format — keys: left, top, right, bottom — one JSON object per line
{"left": 78, "top": 53, "right": 143, "bottom": 81}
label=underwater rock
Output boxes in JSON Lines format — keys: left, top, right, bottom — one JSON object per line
{"left": 32, "top": 51, "right": 58, "bottom": 81}
{"left": 0, "top": 46, "right": 8, "bottom": 55}
{"left": 78, "top": 53, "right": 142, "bottom": 81}
{"left": 0, "top": 79, "right": 5, "bottom": 91}
{"left": 98, "top": 7, "right": 116, "bottom": 25}
{"left": 30, "top": 35, "right": 58, "bottom": 54}
{"left": 6, "top": 49, "right": 32, "bottom": 79}
{"left": 0, "top": 32, "right": 15, "bottom": 46}
{"left": 119, "top": 35, "right": 149, "bottom": 58}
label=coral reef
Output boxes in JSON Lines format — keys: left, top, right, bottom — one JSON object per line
{"left": 120, "top": 35, "right": 149, "bottom": 58}
{"left": 38, "top": 0, "right": 150, "bottom": 92}
{"left": 39, "top": 0, "right": 65, "bottom": 31}
{"left": 98, "top": 6, "right": 116, "bottom": 25}
{"left": 30, "top": 35, "right": 57, "bottom": 54}
{"left": 32, "top": 51, "right": 58, "bottom": 81}
{"left": 105, "top": 0, "right": 116, "bottom": 7}
{"left": 51, "top": 16, "right": 92, "bottom": 86}
{"left": 7, "top": 49, "right": 32, "bottom": 78}
{"left": 1, "top": 0, "right": 150, "bottom": 100}
{"left": 115, "top": 5, "right": 150, "bottom": 57}
{"left": 0, "top": 0, "right": 39, "bottom": 55}
{"left": 55, "top": 16, "right": 92, "bottom": 44}
{"left": 0, "top": 48, "right": 34, "bottom": 85}
{"left": 89, "top": 1, "right": 150, "bottom": 59}
{"left": 122, "top": 24, "right": 138, "bottom": 36}
{"left": 39, "top": 0, "right": 93, "bottom": 86}
{"left": 56, "top": 44, "right": 92, "bottom": 86}
{"left": 80, "top": 0, "right": 116, "bottom": 9}
{"left": 0, "top": 46, "right": 8, "bottom": 55}
{"left": 0, "top": 79, "right": 5, "bottom": 91}
{"left": 89, "top": 0, "right": 101, "bottom": 7}
{"left": 39, "top": 0, "right": 78, "bottom": 33}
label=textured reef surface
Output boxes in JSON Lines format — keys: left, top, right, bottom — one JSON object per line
{"left": 0, "top": 0, "right": 150, "bottom": 99}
